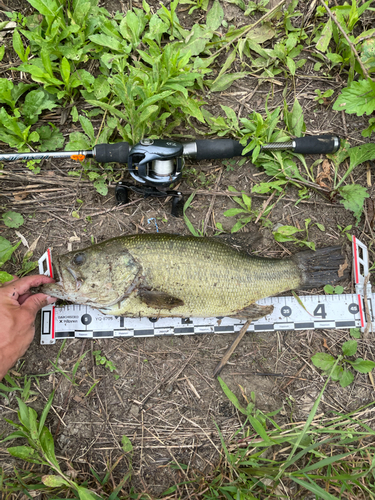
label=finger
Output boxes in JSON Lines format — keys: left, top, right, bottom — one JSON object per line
{"left": 18, "top": 292, "right": 32, "bottom": 305}
{"left": 21, "top": 293, "right": 56, "bottom": 316}
{"left": 4, "top": 275, "right": 55, "bottom": 299}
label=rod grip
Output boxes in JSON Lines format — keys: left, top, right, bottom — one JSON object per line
{"left": 94, "top": 142, "right": 130, "bottom": 163}
{"left": 195, "top": 139, "right": 248, "bottom": 160}
{"left": 293, "top": 135, "right": 340, "bottom": 155}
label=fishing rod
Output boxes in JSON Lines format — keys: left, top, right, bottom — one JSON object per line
{"left": 0, "top": 134, "right": 340, "bottom": 215}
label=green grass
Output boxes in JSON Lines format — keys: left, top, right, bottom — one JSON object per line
{"left": 2, "top": 362, "right": 375, "bottom": 499}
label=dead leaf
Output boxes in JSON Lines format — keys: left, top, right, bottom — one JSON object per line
{"left": 73, "top": 395, "right": 83, "bottom": 403}
{"left": 338, "top": 259, "right": 349, "bottom": 278}
{"left": 29, "top": 236, "right": 41, "bottom": 253}
{"left": 316, "top": 159, "right": 332, "bottom": 189}
{"left": 15, "top": 231, "right": 29, "bottom": 248}
{"left": 323, "top": 338, "right": 329, "bottom": 349}
{"left": 13, "top": 191, "right": 29, "bottom": 201}
{"left": 69, "top": 235, "right": 81, "bottom": 242}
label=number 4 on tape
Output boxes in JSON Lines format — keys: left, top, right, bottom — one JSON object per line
{"left": 38, "top": 238, "right": 374, "bottom": 344}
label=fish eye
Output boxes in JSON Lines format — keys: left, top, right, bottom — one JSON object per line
{"left": 72, "top": 253, "right": 86, "bottom": 266}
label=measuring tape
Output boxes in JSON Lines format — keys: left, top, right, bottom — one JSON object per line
{"left": 39, "top": 237, "right": 373, "bottom": 345}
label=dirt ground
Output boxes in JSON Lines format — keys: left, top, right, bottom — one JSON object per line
{"left": 1, "top": 0, "right": 375, "bottom": 497}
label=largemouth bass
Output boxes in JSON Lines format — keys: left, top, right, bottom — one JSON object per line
{"left": 41, "top": 234, "right": 346, "bottom": 321}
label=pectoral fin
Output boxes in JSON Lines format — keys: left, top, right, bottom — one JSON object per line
{"left": 138, "top": 290, "right": 184, "bottom": 310}
{"left": 230, "top": 303, "right": 274, "bottom": 321}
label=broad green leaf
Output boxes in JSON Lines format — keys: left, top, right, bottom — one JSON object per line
{"left": 86, "top": 100, "right": 128, "bottom": 122}
{"left": 121, "top": 435, "right": 133, "bottom": 453}
{"left": 65, "top": 131, "right": 91, "bottom": 150}
{"left": 342, "top": 340, "right": 358, "bottom": 356}
{"left": 330, "top": 365, "right": 344, "bottom": 382}
{"left": 311, "top": 353, "right": 336, "bottom": 371}
{"left": 39, "top": 391, "right": 54, "bottom": 435}
{"left": 217, "top": 377, "right": 247, "bottom": 415}
{"left": 0, "top": 271, "right": 13, "bottom": 283}
{"left": 79, "top": 116, "right": 95, "bottom": 142}
{"left": 37, "top": 125, "right": 64, "bottom": 152}
{"left": 28, "top": 407, "right": 39, "bottom": 443}
{"left": 93, "top": 178, "right": 108, "bottom": 197}
{"left": 73, "top": 1, "right": 91, "bottom": 24}
{"left": 139, "top": 104, "right": 158, "bottom": 123}
{"left": 0, "top": 236, "right": 21, "bottom": 267}
{"left": 350, "top": 358, "right": 375, "bottom": 373}
{"left": 350, "top": 327, "right": 361, "bottom": 339}
{"left": 252, "top": 180, "right": 287, "bottom": 193}
{"left": 273, "top": 225, "right": 303, "bottom": 237}
{"left": 339, "top": 370, "right": 354, "bottom": 388}
{"left": 93, "top": 76, "right": 110, "bottom": 99}
{"left": 289, "top": 99, "right": 305, "bottom": 137}
{"left": 333, "top": 79, "right": 375, "bottom": 116}
{"left": 316, "top": 18, "right": 333, "bottom": 53}
{"left": 22, "top": 89, "right": 57, "bottom": 123}
{"left": 0, "top": 78, "right": 15, "bottom": 108}
{"left": 2, "top": 211, "right": 24, "bottom": 228}
{"left": 42, "top": 475, "right": 70, "bottom": 487}
{"left": 206, "top": 0, "right": 224, "bottom": 31}
{"left": 348, "top": 143, "right": 375, "bottom": 170}
{"left": 7, "top": 446, "right": 41, "bottom": 463}
{"left": 26, "top": 0, "right": 62, "bottom": 19}
{"left": 324, "top": 284, "right": 334, "bottom": 294}
{"left": 286, "top": 56, "right": 296, "bottom": 76}
{"left": 246, "top": 24, "right": 276, "bottom": 44}
{"left": 360, "top": 33, "right": 375, "bottom": 73}
{"left": 77, "top": 487, "right": 99, "bottom": 500}
{"left": 40, "top": 427, "right": 59, "bottom": 468}
{"left": 13, "top": 30, "right": 26, "bottom": 62}
{"left": 28, "top": 130, "right": 39, "bottom": 143}
{"left": 89, "top": 34, "right": 124, "bottom": 52}
{"left": 338, "top": 184, "right": 369, "bottom": 223}
{"left": 209, "top": 73, "right": 248, "bottom": 93}
{"left": 224, "top": 208, "right": 247, "bottom": 217}
{"left": 60, "top": 57, "right": 70, "bottom": 86}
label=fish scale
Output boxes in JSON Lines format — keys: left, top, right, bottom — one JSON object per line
{"left": 110, "top": 234, "right": 299, "bottom": 318}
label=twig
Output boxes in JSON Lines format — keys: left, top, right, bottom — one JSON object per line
{"left": 318, "top": 0, "right": 371, "bottom": 80}
{"left": 254, "top": 190, "right": 276, "bottom": 224}
{"left": 203, "top": 168, "right": 222, "bottom": 235}
{"left": 213, "top": 320, "right": 252, "bottom": 377}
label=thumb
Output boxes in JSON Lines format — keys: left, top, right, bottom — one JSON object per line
{"left": 22, "top": 293, "right": 56, "bottom": 316}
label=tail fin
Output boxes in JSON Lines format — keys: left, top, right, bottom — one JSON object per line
{"left": 293, "top": 246, "right": 349, "bottom": 290}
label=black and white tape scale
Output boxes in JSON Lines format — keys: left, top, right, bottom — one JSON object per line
{"left": 39, "top": 237, "right": 372, "bottom": 345}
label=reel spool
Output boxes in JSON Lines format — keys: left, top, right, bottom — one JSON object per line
{"left": 127, "top": 139, "right": 184, "bottom": 187}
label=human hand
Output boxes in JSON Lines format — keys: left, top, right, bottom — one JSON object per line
{"left": 0, "top": 275, "right": 57, "bottom": 380}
